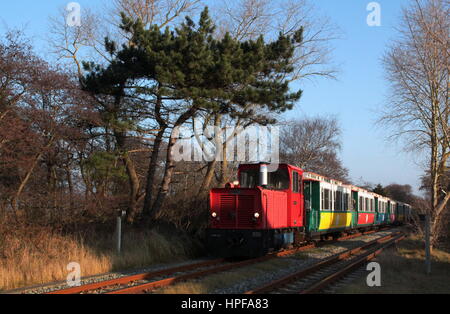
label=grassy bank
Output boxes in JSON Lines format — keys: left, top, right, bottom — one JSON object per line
{"left": 337, "top": 235, "right": 450, "bottom": 294}
{"left": 0, "top": 226, "right": 200, "bottom": 291}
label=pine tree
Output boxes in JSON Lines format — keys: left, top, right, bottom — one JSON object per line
{"left": 82, "top": 7, "right": 303, "bottom": 222}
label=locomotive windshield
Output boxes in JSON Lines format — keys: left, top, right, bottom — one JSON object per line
{"left": 239, "top": 167, "right": 290, "bottom": 190}
{"left": 240, "top": 169, "right": 259, "bottom": 188}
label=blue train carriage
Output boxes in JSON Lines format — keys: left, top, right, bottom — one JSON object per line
{"left": 303, "top": 172, "right": 354, "bottom": 238}
{"left": 397, "top": 201, "right": 404, "bottom": 223}
{"left": 397, "top": 202, "right": 412, "bottom": 224}
{"left": 375, "top": 194, "right": 390, "bottom": 225}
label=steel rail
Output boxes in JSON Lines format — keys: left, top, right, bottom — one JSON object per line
{"left": 108, "top": 229, "right": 397, "bottom": 294}
{"left": 300, "top": 234, "right": 405, "bottom": 294}
{"left": 106, "top": 247, "right": 312, "bottom": 294}
{"left": 47, "top": 258, "right": 225, "bottom": 294}
{"left": 46, "top": 227, "right": 395, "bottom": 294}
{"left": 244, "top": 232, "right": 402, "bottom": 294}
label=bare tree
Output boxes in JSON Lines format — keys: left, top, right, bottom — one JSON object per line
{"left": 212, "top": 0, "right": 339, "bottom": 80}
{"left": 380, "top": 0, "right": 449, "bottom": 247}
{"left": 48, "top": 1, "right": 201, "bottom": 71}
{"left": 110, "top": 0, "right": 200, "bottom": 30}
{"left": 48, "top": 7, "right": 110, "bottom": 77}
{"left": 280, "top": 116, "right": 349, "bottom": 182}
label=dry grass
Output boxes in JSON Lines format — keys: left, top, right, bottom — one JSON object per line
{"left": 0, "top": 227, "right": 196, "bottom": 291}
{"left": 337, "top": 234, "right": 450, "bottom": 294}
{"left": 156, "top": 258, "right": 291, "bottom": 294}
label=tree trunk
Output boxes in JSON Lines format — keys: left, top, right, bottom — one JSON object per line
{"left": 149, "top": 108, "right": 196, "bottom": 220}
{"left": 11, "top": 152, "right": 43, "bottom": 211}
{"left": 11, "top": 136, "right": 55, "bottom": 211}
{"left": 149, "top": 129, "right": 178, "bottom": 219}
{"left": 113, "top": 128, "right": 142, "bottom": 224}
{"left": 66, "top": 166, "right": 74, "bottom": 209}
{"left": 219, "top": 144, "right": 229, "bottom": 186}
{"left": 123, "top": 153, "right": 142, "bottom": 224}
{"left": 142, "top": 95, "right": 166, "bottom": 219}
{"left": 142, "top": 127, "right": 165, "bottom": 217}
{"left": 197, "top": 160, "right": 217, "bottom": 195}
{"left": 197, "top": 113, "right": 221, "bottom": 195}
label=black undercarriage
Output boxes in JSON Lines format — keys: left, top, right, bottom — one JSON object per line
{"left": 206, "top": 228, "right": 307, "bottom": 257}
{"left": 206, "top": 225, "right": 386, "bottom": 257}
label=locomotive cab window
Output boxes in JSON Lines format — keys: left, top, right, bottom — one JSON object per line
{"left": 240, "top": 169, "right": 259, "bottom": 188}
{"left": 240, "top": 167, "right": 290, "bottom": 190}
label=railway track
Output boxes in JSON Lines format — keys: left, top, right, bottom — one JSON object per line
{"left": 44, "top": 228, "right": 395, "bottom": 294}
{"left": 244, "top": 232, "right": 404, "bottom": 294}
{"left": 47, "top": 243, "right": 312, "bottom": 294}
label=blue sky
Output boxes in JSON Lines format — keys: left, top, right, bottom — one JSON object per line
{"left": 0, "top": 0, "right": 423, "bottom": 193}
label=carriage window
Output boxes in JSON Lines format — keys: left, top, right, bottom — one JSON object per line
{"left": 333, "top": 190, "right": 337, "bottom": 211}
{"left": 267, "top": 168, "right": 290, "bottom": 190}
{"left": 326, "top": 189, "right": 330, "bottom": 210}
{"left": 321, "top": 189, "right": 324, "bottom": 210}
{"left": 336, "top": 190, "right": 342, "bottom": 211}
{"left": 322, "top": 188, "right": 331, "bottom": 210}
{"left": 292, "top": 171, "right": 299, "bottom": 193}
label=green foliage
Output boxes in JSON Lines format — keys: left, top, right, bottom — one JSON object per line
{"left": 82, "top": 7, "right": 303, "bottom": 125}
{"left": 373, "top": 184, "right": 387, "bottom": 196}
{"left": 82, "top": 151, "right": 127, "bottom": 183}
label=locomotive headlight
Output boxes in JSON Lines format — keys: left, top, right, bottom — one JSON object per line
{"left": 254, "top": 212, "right": 260, "bottom": 219}
{"left": 211, "top": 212, "right": 217, "bottom": 218}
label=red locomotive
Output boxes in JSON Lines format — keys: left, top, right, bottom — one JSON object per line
{"left": 206, "top": 163, "right": 411, "bottom": 257}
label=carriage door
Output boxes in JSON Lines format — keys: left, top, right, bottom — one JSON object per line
{"left": 351, "top": 190, "right": 358, "bottom": 227}
{"left": 303, "top": 181, "right": 311, "bottom": 230}
{"left": 291, "top": 171, "right": 302, "bottom": 227}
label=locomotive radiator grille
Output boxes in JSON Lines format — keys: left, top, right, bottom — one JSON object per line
{"left": 219, "top": 195, "right": 236, "bottom": 228}
{"left": 237, "top": 195, "right": 255, "bottom": 228}
{"left": 219, "top": 194, "right": 255, "bottom": 228}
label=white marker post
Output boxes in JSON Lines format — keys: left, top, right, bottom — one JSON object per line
{"left": 116, "top": 210, "right": 126, "bottom": 255}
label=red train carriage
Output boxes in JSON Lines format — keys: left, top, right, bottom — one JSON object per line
{"left": 389, "top": 201, "right": 397, "bottom": 223}
{"left": 354, "top": 187, "right": 376, "bottom": 228}
{"left": 207, "top": 163, "right": 305, "bottom": 256}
